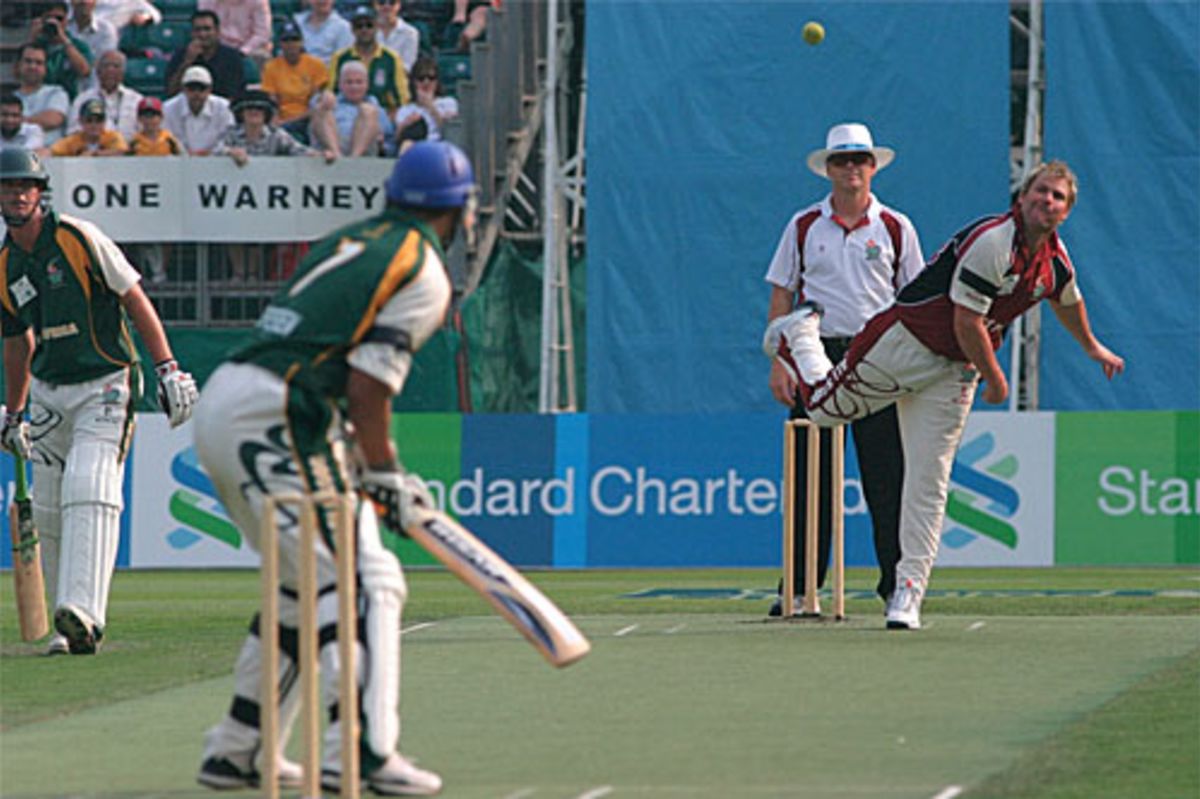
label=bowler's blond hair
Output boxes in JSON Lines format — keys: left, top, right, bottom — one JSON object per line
{"left": 1020, "top": 160, "right": 1078, "bottom": 209}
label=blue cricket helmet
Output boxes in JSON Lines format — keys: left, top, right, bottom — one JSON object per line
{"left": 385, "top": 141, "right": 475, "bottom": 209}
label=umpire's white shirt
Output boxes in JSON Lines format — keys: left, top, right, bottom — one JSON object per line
{"left": 764, "top": 194, "right": 925, "bottom": 338}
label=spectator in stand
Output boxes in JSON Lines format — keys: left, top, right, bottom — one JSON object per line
{"left": 14, "top": 43, "right": 70, "bottom": 146}
{"left": 295, "top": 0, "right": 353, "bottom": 64}
{"left": 260, "top": 21, "right": 328, "bottom": 144}
{"left": 126, "top": 97, "right": 180, "bottom": 284}
{"left": 162, "top": 65, "right": 235, "bottom": 155}
{"left": 166, "top": 10, "right": 249, "bottom": 99}
{"left": 447, "top": 0, "right": 491, "bottom": 52}
{"left": 68, "top": 0, "right": 118, "bottom": 92}
{"left": 214, "top": 90, "right": 333, "bottom": 280}
{"left": 94, "top": 0, "right": 161, "bottom": 34}
{"left": 44, "top": 98, "right": 127, "bottom": 156}
{"left": 30, "top": 1, "right": 94, "bottom": 99}
{"left": 375, "top": 0, "right": 419, "bottom": 72}
{"left": 67, "top": 50, "right": 142, "bottom": 141}
{"left": 392, "top": 54, "right": 456, "bottom": 153}
{"left": 215, "top": 89, "right": 333, "bottom": 165}
{"left": 329, "top": 5, "right": 408, "bottom": 116}
{"left": 310, "top": 60, "right": 392, "bottom": 157}
{"left": 198, "top": 0, "right": 273, "bottom": 68}
{"left": 1, "top": 94, "right": 46, "bottom": 151}
{"left": 128, "top": 96, "right": 183, "bottom": 155}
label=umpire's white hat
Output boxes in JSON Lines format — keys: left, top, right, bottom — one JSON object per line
{"left": 807, "top": 123, "right": 895, "bottom": 178}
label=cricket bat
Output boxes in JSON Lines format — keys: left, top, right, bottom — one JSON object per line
{"left": 10, "top": 456, "right": 48, "bottom": 641}
{"left": 405, "top": 507, "right": 590, "bottom": 668}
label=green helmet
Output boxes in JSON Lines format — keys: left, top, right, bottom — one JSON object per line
{"left": 0, "top": 147, "right": 50, "bottom": 187}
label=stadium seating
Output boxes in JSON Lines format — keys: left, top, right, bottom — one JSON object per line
{"left": 125, "top": 55, "right": 169, "bottom": 96}
{"left": 436, "top": 52, "right": 470, "bottom": 93}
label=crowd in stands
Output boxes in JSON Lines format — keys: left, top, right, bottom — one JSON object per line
{"left": 1, "top": 0, "right": 488, "bottom": 158}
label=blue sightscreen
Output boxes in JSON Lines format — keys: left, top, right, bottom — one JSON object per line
{"left": 587, "top": 1, "right": 1011, "bottom": 412}
{"left": 1043, "top": 2, "right": 1200, "bottom": 410}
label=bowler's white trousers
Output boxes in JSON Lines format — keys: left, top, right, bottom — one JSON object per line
{"left": 796, "top": 308, "right": 979, "bottom": 588}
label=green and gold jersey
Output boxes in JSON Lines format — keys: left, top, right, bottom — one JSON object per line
{"left": 0, "top": 211, "right": 140, "bottom": 385}
{"left": 233, "top": 208, "right": 446, "bottom": 402}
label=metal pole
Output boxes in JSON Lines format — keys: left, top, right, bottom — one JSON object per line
{"left": 537, "top": 0, "right": 560, "bottom": 413}
{"left": 1012, "top": 0, "right": 1044, "bottom": 411}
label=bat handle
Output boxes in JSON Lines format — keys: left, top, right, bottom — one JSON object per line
{"left": 13, "top": 455, "right": 29, "bottom": 500}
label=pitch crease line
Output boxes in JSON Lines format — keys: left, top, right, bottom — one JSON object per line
{"left": 931, "top": 786, "right": 964, "bottom": 799}
{"left": 502, "top": 789, "right": 536, "bottom": 799}
{"left": 614, "top": 624, "right": 639, "bottom": 637}
{"left": 664, "top": 623, "right": 686, "bottom": 634}
{"left": 966, "top": 621, "right": 986, "bottom": 632}
{"left": 402, "top": 622, "right": 437, "bottom": 636}
{"left": 575, "top": 787, "right": 614, "bottom": 799}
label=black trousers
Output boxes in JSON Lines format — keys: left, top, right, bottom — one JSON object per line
{"left": 786, "top": 337, "right": 904, "bottom": 600}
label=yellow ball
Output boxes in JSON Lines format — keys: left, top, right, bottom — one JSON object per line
{"left": 802, "top": 21, "right": 825, "bottom": 45}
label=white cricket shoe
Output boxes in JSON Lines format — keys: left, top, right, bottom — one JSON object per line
{"left": 323, "top": 752, "right": 443, "bottom": 796}
{"left": 886, "top": 579, "right": 924, "bottom": 630}
{"left": 45, "top": 633, "right": 70, "bottom": 656}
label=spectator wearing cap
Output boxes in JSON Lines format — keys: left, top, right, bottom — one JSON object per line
{"left": 127, "top": 96, "right": 180, "bottom": 284}
{"left": 260, "top": 21, "right": 329, "bottom": 142}
{"left": 215, "top": 89, "right": 333, "bottom": 165}
{"left": 14, "top": 42, "right": 70, "bottom": 145}
{"left": 309, "top": 59, "right": 392, "bottom": 157}
{"left": 198, "top": 0, "right": 273, "bottom": 68}
{"left": 374, "top": 0, "right": 419, "bottom": 72}
{"left": 30, "top": 0, "right": 94, "bottom": 99}
{"left": 67, "top": 50, "right": 143, "bottom": 140}
{"left": 162, "top": 65, "right": 235, "bottom": 155}
{"left": 44, "top": 97, "right": 127, "bottom": 155}
{"left": 1, "top": 93, "right": 46, "bottom": 150}
{"left": 128, "top": 96, "right": 183, "bottom": 155}
{"left": 166, "top": 9, "right": 250, "bottom": 99}
{"left": 294, "top": 0, "right": 353, "bottom": 64}
{"left": 328, "top": 4, "right": 408, "bottom": 115}
{"left": 68, "top": 0, "right": 119, "bottom": 92}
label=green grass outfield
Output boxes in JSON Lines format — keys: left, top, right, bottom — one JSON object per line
{"left": 1, "top": 567, "right": 1198, "bottom": 798}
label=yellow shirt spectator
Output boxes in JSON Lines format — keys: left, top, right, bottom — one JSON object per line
{"left": 262, "top": 51, "right": 329, "bottom": 123}
{"left": 328, "top": 11, "right": 408, "bottom": 114}
{"left": 129, "top": 130, "right": 185, "bottom": 155}
{"left": 50, "top": 128, "right": 127, "bottom": 156}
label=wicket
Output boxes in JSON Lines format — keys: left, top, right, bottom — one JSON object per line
{"left": 259, "top": 491, "right": 359, "bottom": 799}
{"left": 781, "top": 419, "right": 845, "bottom": 620}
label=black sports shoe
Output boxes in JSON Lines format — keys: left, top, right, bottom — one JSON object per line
{"left": 197, "top": 756, "right": 259, "bottom": 790}
{"left": 54, "top": 606, "right": 102, "bottom": 655}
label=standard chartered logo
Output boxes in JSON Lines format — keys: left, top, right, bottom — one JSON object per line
{"left": 943, "top": 432, "right": 1020, "bottom": 550}
{"left": 424, "top": 466, "right": 793, "bottom": 518}
{"left": 166, "top": 448, "right": 242, "bottom": 550}
{"left": 1096, "top": 466, "right": 1197, "bottom": 516}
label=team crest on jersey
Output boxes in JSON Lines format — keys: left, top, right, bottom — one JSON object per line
{"left": 864, "top": 240, "right": 882, "bottom": 261}
{"left": 46, "top": 260, "right": 64, "bottom": 288}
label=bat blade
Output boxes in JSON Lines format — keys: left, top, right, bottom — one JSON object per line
{"left": 10, "top": 463, "right": 49, "bottom": 642}
{"left": 405, "top": 508, "right": 590, "bottom": 668}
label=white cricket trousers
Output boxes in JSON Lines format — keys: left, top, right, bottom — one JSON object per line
{"left": 30, "top": 368, "right": 133, "bottom": 633}
{"left": 801, "top": 310, "right": 979, "bottom": 589}
{"left": 194, "top": 362, "right": 408, "bottom": 769}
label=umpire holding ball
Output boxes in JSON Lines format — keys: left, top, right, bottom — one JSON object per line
{"left": 194, "top": 141, "right": 475, "bottom": 795}
{"left": 764, "top": 123, "right": 924, "bottom": 615}
{"left": 0, "top": 147, "right": 198, "bottom": 655}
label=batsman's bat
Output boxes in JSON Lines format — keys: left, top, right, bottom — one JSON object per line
{"left": 405, "top": 507, "right": 590, "bottom": 668}
{"left": 9, "top": 456, "right": 48, "bottom": 642}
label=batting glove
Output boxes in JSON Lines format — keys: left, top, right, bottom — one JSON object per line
{"left": 361, "top": 466, "right": 433, "bottom": 535}
{"left": 0, "top": 406, "right": 32, "bottom": 460}
{"left": 156, "top": 359, "right": 199, "bottom": 428}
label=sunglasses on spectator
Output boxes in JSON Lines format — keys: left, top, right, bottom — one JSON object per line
{"left": 138, "top": 109, "right": 162, "bottom": 117}
{"left": 375, "top": 0, "right": 399, "bottom": 5}
{"left": 184, "top": 82, "right": 210, "bottom": 91}
{"left": 414, "top": 74, "right": 437, "bottom": 81}
{"left": 826, "top": 152, "right": 874, "bottom": 167}
{"left": 82, "top": 115, "right": 105, "bottom": 122}
{"left": 353, "top": 19, "right": 376, "bottom": 28}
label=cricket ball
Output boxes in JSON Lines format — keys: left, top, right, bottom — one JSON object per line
{"left": 802, "top": 21, "right": 825, "bottom": 45}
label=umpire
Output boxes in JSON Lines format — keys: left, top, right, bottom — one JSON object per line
{"left": 764, "top": 123, "right": 924, "bottom": 614}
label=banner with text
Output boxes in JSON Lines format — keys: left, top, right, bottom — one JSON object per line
{"left": 4, "top": 411, "right": 1193, "bottom": 571}
{"left": 25, "top": 158, "right": 388, "bottom": 243}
